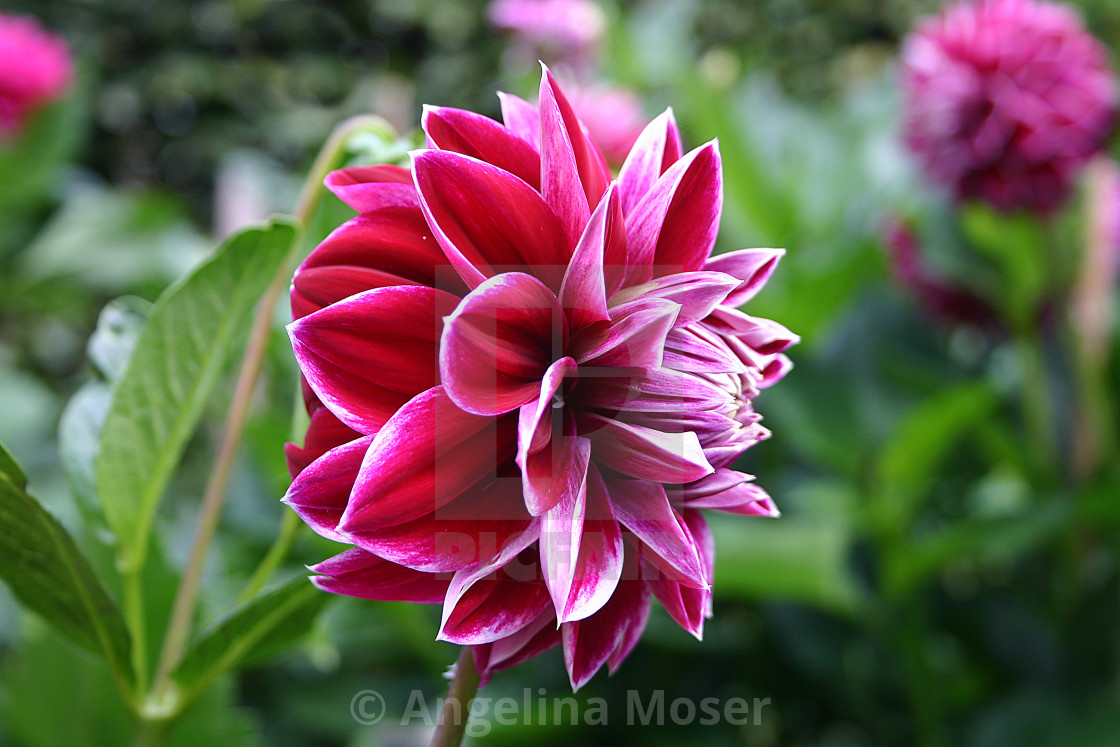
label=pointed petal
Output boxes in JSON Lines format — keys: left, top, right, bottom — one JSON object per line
{"left": 515, "top": 356, "right": 577, "bottom": 461}
{"left": 704, "top": 248, "right": 785, "bottom": 306}
{"left": 423, "top": 105, "right": 541, "bottom": 189}
{"left": 625, "top": 141, "right": 722, "bottom": 283}
{"left": 340, "top": 387, "right": 517, "bottom": 531}
{"left": 705, "top": 307, "right": 800, "bottom": 354}
{"left": 324, "top": 165, "right": 417, "bottom": 213}
{"left": 610, "top": 271, "right": 738, "bottom": 327}
{"left": 412, "top": 149, "right": 571, "bottom": 290}
{"left": 581, "top": 413, "right": 714, "bottom": 483}
{"left": 474, "top": 609, "right": 561, "bottom": 687}
{"left": 539, "top": 449, "right": 587, "bottom": 617}
{"left": 558, "top": 184, "right": 620, "bottom": 330}
{"left": 607, "top": 479, "right": 706, "bottom": 587}
{"left": 555, "top": 466, "right": 623, "bottom": 623}
{"left": 289, "top": 286, "right": 458, "bottom": 432}
{"left": 616, "top": 109, "right": 683, "bottom": 214}
{"left": 438, "top": 526, "right": 549, "bottom": 644}
{"left": 441, "top": 273, "right": 564, "bottom": 416}
{"left": 682, "top": 478, "right": 780, "bottom": 516}
{"left": 662, "top": 326, "right": 743, "bottom": 374}
{"left": 671, "top": 467, "right": 752, "bottom": 501}
{"left": 282, "top": 435, "right": 373, "bottom": 542}
{"left": 285, "top": 407, "right": 362, "bottom": 478}
{"left": 539, "top": 65, "right": 610, "bottom": 246}
{"left": 573, "top": 297, "right": 679, "bottom": 369}
{"left": 310, "top": 548, "right": 450, "bottom": 603}
{"left": 498, "top": 91, "right": 541, "bottom": 150}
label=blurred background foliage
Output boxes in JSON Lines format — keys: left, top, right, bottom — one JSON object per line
{"left": 2, "top": 0, "right": 1120, "bottom": 745}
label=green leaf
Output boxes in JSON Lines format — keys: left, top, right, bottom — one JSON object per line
{"left": 88, "top": 296, "right": 152, "bottom": 383}
{"left": 171, "top": 576, "right": 330, "bottom": 706}
{"left": 0, "top": 441, "right": 133, "bottom": 692}
{"left": 94, "top": 218, "right": 296, "bottom": 573}
{"left": 711, "top": 513, "right": 858, "bottom": 614}
{"left": 875, "top": 383, "right": 999, "bottom": 530}
{"left": 0, "top": 439, "right": 26, "bottom": 491}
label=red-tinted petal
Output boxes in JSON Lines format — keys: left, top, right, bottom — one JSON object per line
{"left": 558, "top": 184, "right": 619, "bottom": 331}
{"left": 289, "top": 286, "right": 457, "bottom": 432}
{"left": 582, "top": 413, "right": 713, "bottom": 483}
{"left": 498, "top": 91, "right": 541, "bottom": 150}
{"left": 413, "top": 149, "right": 571, "bottom": 290}
{"left": 284, "top": 406, "right": 362, "bottom": 478}
{"left": 340, "top": 387, "right": 517, "bottom": 531}
{"left": 607, "top": 479, "right": 707, "bottom": 587}
{"left": 574, "top": 297, "right": 679, "bottom": 369}
{"left": 610, "top": 271, "right": 738, "bottom": 328}
{"left": 616, "top": 109, "right": 684, "bottom": 214}
{"left": 282, "top": 435, "right": 373, "bottom": 542}
{"left": 704, "top": 248, "right": 784, "bottom": 306}
{"left": 324, "top": 165, "right": 417, "bottom": 213}
{"left": 310, "top": 548, "right": 450, "bottom": 603}
{"left": 441, "top": 273, "right": 565, "bottom": 416}
{"left": 423, "top": 105, "right": 542, "bottom": 189}
{"left": 705, "top": 307, "right": 800, "bottom": 354}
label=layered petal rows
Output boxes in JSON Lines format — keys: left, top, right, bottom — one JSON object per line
{"left": 284, "top": 66, "right": 795, "bottom": 690}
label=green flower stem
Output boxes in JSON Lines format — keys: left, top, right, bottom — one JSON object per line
{"left": 430, "top": 648, "right": 481, "bottom": 747}
{"left": 1014, "top": 329, "right": 1058, "bottom": 478}
{"left": 142, "top": 114, "right": 395, "bottom": 725}
{"left": 238, "top": 509, "right": 302, "bottom": 603}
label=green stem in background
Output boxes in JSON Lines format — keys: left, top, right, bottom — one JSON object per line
{"left": 430, "top": 648, "right": 481, "bottom": 747}
{"left": 238, "top": 510, "right": 302, "bottom": 603}
{"left": 1014, "top": 330, "right": 1058, "bottom": 479}
{"left": 144, "top": 114, "right": 394, "bottom": 717}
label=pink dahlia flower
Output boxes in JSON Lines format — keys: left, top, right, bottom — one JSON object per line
{"left": 488, "top": 0, "right": 605, "bottom": 74}
{"left": 284, "top": 66, "right": 794, "bottom": 690}
{"left": 0, "top": 12, "right": 72, "bottom": 138}
{"left": 901, "top": 0, "right": 1118, "bottom": 213}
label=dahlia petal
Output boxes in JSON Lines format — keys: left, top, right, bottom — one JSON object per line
{"left": 474, "top": 609, "right": 560, "bottom": 687}
{"left": 344, "top": 475, "right": 531, "bottom": 572}
{"left": 607, "top": 479, "right": 706, "bottom": 587}
{"left": 516, "top": 356, "right": 577, "bottom": 460}
{"left": 582, "top": 413, "right": 714, "bottom": 483}
{"left": 282, "top": 435, "right": 373, "bottom": 543}
{"left": 616, "top": 108, "right": 684, "bottom": 214}
{"left": 547, "top": 466, "right": 623, "bottom": 623}
{"left": 579, "top": 368, "right": 732, "bottom": 413}
{"left": 324, "top": 165, "right": 418, "bottom": 213}
{"left": 284, "top": 407, "right": 362, "bottom": 478}
{"left": 412, "top": 149, "right": 570, "bottom": 290}
{"left": 422, "top": 105, "right": 542, "bottom": 188}
{"left": 646, "top": 511, "right": 714, "bottom": 637}
{"left": 575, "top": 297, "right": 679, "bottom": 369}
{"left": 289, "top": 286, "right": 458, "bottom": 432}
{"left": 625, "top": 141, "right": 723, "bottom": 283}
{"left": 609, "top": 271, "right": 738, "bottom": 327}
{"left": 558, "top": 184, "right": 619, "bottom": 330}
{"left": 497, "top": 91, "right": 541, "bottom": 150}
{"left": 539, "top": 64, "right": 611, "bottom": 245}
{"left": 703, "top": 248, "right": 785, "bottom": 306}
{"left": 672, "top": 467, "right": 752, "bottom": 501}
{"left": 517, "top": 375, "right": 591, "bottom": 518}
{"left": 439, "top": 528, "right": 549, "bottom": 645}
{"left": 661, "top": 326, "right": 744, "bottom": 374}
{"left": 539, "top": 449, "right": 587, "bottom": 616}
{"left": 562, "top": 547, "right": 648, "bottom": 689}
{"left": 758, "top": 353, "right": 793, "bottom": 387}
{"left": 291, "top": 208, "right": 465, "bottom": 318}
{"left": 684, "top": 478, "right": 780, "bottom": 516}
{"left": 340, "top": 386, "right": 516, "bottom": 531}
{"left": 706, "top": 307, "right": 800, "bottom": 354}
{"left": 441, "top": 273, "right": 565, "bottom": 416}
{"left": 310, "top": 548, "right": 450, "bottom": 604}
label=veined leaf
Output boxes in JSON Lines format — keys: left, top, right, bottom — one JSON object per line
{"left": 171, "top": 577, "right": 329, "bottom": 706}
{"left": 94, "top": 218, "right": 296, "bottom": 573}
{"left": 0, "top": 441, "right": 133, "bottom": 693}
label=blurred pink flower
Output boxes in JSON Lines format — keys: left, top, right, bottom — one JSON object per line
{"left": 0, "top": 12, "right": 72, "bottom": 138}
{"left": 488, "top": 0, "right": 606, "bottom": 73}
{"left": 901, "top": 0, "right": 1117, "bottom": 213}
{"left": 284, "top": 66, "right": 793, "bottom": 690}
{"left": 567, "top": 83, "right": 648, "bottom": 166}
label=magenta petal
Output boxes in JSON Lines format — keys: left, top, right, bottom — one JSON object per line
{"left": 625, "top": 141, "right": 723, "bottom": 283}
{"left": 610, "top": 271, "right": 738, "bottom": 328}
{"left": 498, "top": 91, "right": 541, "bottom": 150}
{"left": 282, "top": 435, "right": 373, "bottom": 542}
{"left": 684, "top": 478, "right": 779, "bottom": 516}
{"left": 340, "top": 386, "right": 517, "bottom": 531}
{"left": 580, "top": 368, "right": 731, "bottom": 414}
{"left": 662, "top": 326, "right": 743, "bottom": 374}
{"left": 522, "top": 429, "right": 592, "bottom": 518}
{"left": 441, "top": 273, "right": 565, "bottom": 416}
{"left": 413, "top": 149, "right": 571, "bottom": 290}
{"left": 291, "top": 209, "right": 466, "bottom": 318}
{"left": 561, "top": 547, "right": 649, "bottom": 689}
{"left": 607, "top": 479, "right": 706, "bottom": 587}
{"left": 285, "top": 406, "right": 362, "bottom": 478}
{"left": 558, "top": 184, "right": 618, "bottom": 331}
{"left": 438, "top": 527, "right": 549, "bottom": 645}
{"left": 289, "top": 286, "right": 459, "bottom": 432}
{"left": 574, "top": 297, "right": 679, "bottom": 369}
{"left": 516, "top": 356, "right": 577, "bottom": 460}
{"left": 474, "top": 609, "right": 560, "bottom": 687}
{"left": 539, "top": 65, "right": 611, "bottom": 246}
{"left": 344, "top": 475, "right": 532, "bottom": 572}
{"left": 546, "top": 466, "right": 624, "bottom": 623}
{"left": 310, "top": 548, "right": 450, "bottom": 603}
{"left": 673, "top": 468, "right": 752, "bottom": 501}
{"left": 422, "top": 105, "right": 541, "bottom": 189}
{"left": 706, "top": 307, "right": 801, "bottom": 354}
{"left": 617, "top": 109, "right": 684, "bottom": 214}
{"left": 583, "top": 413, "right": 714, "bottom": 483}
{"left": 324, "top": 165, "right": 418, "bottom": 213}
{"left": 704, "top": 248, "right": 785, "bottom": 306}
